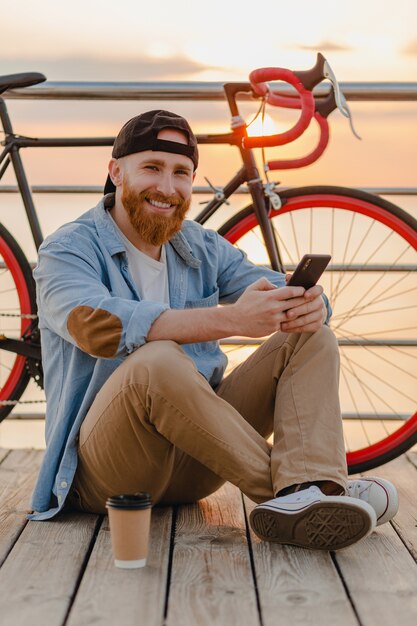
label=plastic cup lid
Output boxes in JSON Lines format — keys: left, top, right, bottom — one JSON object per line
{"left": 106, "top": 492, "right": 152, "bottom": 510}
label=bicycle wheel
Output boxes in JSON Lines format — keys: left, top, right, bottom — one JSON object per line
{"left": 218, "top": 186, "right": 417, "bottom": 473}
{"left": 0, "top": 222, "right": 37, "bottom": 421}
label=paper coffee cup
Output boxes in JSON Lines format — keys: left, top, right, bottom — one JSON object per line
{"left": 106, "top": 493, "right": 152, "bottom": 569}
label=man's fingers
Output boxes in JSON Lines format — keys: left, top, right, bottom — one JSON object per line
{"left": 267, "top": 285, "right": 305, "bottom": 301}
{"left": 282, "top": 321, "right": 322, "bottom": 333}
{"left": 285, "top": 295, "right": 323, "bottom": 319}
{"left": 282, "top": 294, "right": 327, "bottom": 330}
{"left": 304, "top": 284, "right": 324, "bottom": 299}
{"left": 247, "top": 277, "right": 278, "bottom": 292}
{"left": 282, "top": 315, "right": 321, "bottom": 332}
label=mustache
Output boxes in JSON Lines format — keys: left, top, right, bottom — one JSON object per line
{"left": 141, "top": 191, "right": 182, "bottom": 207}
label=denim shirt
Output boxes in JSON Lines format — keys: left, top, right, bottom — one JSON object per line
{"left": 29, "top": 195, "right": 331, "bottom": 520}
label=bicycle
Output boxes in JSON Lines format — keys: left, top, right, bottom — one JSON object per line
{"left": 0, "top": 53, "right": 416, "bottom": 474}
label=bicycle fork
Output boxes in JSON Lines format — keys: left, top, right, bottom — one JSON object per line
{"left": 240, "top": 149, "right": 285, "bottom": 273}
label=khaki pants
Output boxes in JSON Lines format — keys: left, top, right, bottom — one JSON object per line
{"left": 70, "top": 326, "right": 347, "bottom": 514}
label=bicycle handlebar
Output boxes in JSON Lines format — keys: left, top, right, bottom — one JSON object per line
{"left": 223, "top": 53, "right": 348, "bottom": 169}
{"left": 267, "top": 113, "right": 329, "bottom": 170}
{"left": 242, "top": 53, "right": 327, "bottom": 149}
{"left": 266, "top": 88, "right": 337, "bottom": 170}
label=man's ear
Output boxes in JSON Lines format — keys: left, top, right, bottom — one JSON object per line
{"left": 108, "top": 158, "right": 123, "bottom": 188}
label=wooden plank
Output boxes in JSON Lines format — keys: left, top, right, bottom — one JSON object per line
{"left": 334, "top": 517, "right": 417, "bottom": 625}
{"left": 244, "top": 496, "right": 359, "bottom": 626}
{"left": 0, "top": 448, "right": 9, "bottom": 464}
{"left": 407, "top": 450, "right": 417, "bottom": 467}
{"left": 0, "top": 449, "right": 43, "bottom": 566}
{"left": 0, "top": 512, "right": 98, "bottom": 626}
{"left": 166, "top": 482, "right": 260, "bottom": 626}
{"left": 370, "top": 454, "right": 417, "bottom": 560}
{"left": 66, "top": 506, "right": 173, "bottom": 626}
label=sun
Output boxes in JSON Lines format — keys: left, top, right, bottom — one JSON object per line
{"left": 246, "top": 113, "right": 281, "bottom": 137}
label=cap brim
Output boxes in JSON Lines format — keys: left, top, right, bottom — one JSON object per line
{"left": 104, "top": 174, "right": 116, "bottom": 195}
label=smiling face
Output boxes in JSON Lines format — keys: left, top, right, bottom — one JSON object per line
{"left": 109, "top": 128, "right": 195, "bottom": 247}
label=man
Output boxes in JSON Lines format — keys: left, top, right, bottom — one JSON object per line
{"left": 30, "top": 110, "right": 398, "bottom": 551}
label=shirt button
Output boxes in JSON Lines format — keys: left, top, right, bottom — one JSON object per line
{"left": 58, "top": 495, "right": 63, "bottom": 503}
{"left": 61, "top": 481, "right": 68, "bottom": 488}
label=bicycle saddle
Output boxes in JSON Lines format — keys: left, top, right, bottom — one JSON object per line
{"left": 0, "top": 72, "right": 46, "bottom": 95}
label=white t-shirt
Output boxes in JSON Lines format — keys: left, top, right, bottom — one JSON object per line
{"left": 111, "top": 216, "right": 170, "bottom": 304}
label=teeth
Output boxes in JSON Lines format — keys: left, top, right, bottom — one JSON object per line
{"left": 148, "top": 198, "right": 172, "bottom": 209}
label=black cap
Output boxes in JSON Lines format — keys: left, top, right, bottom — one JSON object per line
{"left": 104, "top": 109, "right": 198, "bottom": 194}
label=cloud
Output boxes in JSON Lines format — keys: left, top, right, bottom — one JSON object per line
{"left": 0, "top": 55, "right": 217, "bottom": 81}
{"left": 298, "top": 41, "right": 352, "bottom": 52}
{"left": 402, "top": 40, "right": 417, "bottom": 55}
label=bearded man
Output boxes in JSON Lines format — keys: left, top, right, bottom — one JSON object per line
{"left": 30, "top": 110, "right": 398, "bottom": 551}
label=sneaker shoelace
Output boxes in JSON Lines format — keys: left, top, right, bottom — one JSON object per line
{"left": 348, "top": 481, "right": 371, "bottom": 502}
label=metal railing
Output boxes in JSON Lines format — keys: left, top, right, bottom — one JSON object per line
{"left": 4, "top": 81, "right": 417, "bottom": 101}
{"left": 0, "top": 185, "right": 416, "bottom": 196}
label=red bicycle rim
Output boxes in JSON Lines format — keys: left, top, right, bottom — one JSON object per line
{"left": 0, "top": 235, "right": 32, "bottom": 401}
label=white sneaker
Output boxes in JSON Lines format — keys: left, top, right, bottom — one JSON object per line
{"left": 346, "top": 477, "right": 399, "bottom": 526}
{"left": 249, "top": 485, "right": 377, "bottom": 551}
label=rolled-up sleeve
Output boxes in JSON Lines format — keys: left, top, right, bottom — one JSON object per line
{"left": 34, "top": 239, "right": 169, "bottom": 358}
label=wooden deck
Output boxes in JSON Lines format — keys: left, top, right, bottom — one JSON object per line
{"left": 0, "top": 448, "right": 417, "bottom": 625}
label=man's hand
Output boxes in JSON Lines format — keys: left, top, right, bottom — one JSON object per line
{"left": 281, "top": 273, "right": 327, "bottom": 333}
{"left": 230, "top": 277, "right": 307, "bottom": 337}
{"left": 147, "top": 277, "right": 325, "bottom": 345}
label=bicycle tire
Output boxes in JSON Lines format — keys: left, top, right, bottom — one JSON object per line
{"left": 218, "top": 185, "right": 417, "bottom": 473}
{"left": 0, "top": 222, "right": 37, "bottom": 421}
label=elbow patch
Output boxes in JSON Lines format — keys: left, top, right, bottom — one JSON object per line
{"left": 67, "top": 306, "right": 122, "bottom": 358}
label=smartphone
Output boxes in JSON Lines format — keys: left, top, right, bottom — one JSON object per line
{"left": 287, "top": 254, "right": 331, "bottom": 289}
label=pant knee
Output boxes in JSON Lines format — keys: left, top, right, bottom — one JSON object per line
{"left": 314, "top": 324, "right": 339, "bottom": 355}
{"left": 121, "top": 340, "right": 199, "bottom": 388}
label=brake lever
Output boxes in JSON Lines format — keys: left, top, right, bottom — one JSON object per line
{"left": 323, "top": 60, "right": 362, "bottom": 140}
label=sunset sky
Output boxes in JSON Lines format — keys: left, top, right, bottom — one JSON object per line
{"left": 2, "top": 0, "right": 417, "bottom": 81}
{"left": 0, "top": 0, "right": 416, "bottom": 252}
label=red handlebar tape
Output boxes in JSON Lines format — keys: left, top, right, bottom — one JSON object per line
{"left": 245, "top": 67, "right": 315, "bottom": 148}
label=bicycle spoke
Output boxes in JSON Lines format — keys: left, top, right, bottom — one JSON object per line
{"left": 274, "top": 228, "right": 296, "bottom": 267}
{"left": 0, "top": 287, "right": 24, "bottom": 295}
{"left": 309, "top": 208, "right": 313, "bottom": 253}
{"left": 340, "top": 351, "right": 400, "bottom": 416}
{"left": 332, "top": 247, "right": 413, "bottom": 328}
{"left": 331, "top": 283, "right": 417, "bottom": 322}
{"left": 331, "top": 210, "right": 356, "bottom": 305}
{"left": 332, "top": 213, "right": 373, "bottom": 299}
{"left": 332, "top": 228, "right": 394, "bottom": 304}
{"left": 337, "top": 327, "right": 417, "bottom": 381}
{"left": 335, "top": 303, "right": 416, "bottom": 320}
{"left": 340, "top": 350, "right": 390, "bottom": 437}
{"left": 340, "top": 365, "right": 370, "bottom": 445}
{"left": 343, "top": 356, "right": 384, "bottom": 417}
{"left": 338, "top": 324, "right": 417, "bottom": 338}
{"left": 342, "top": 353, "right": 416, "bottom": 405}
{"left": 289, "top": 212, "right": 301, "bottom": 261}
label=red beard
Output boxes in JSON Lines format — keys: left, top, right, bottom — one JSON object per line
{"left": 121, "top": 180, "right": 190, "bottom": 246}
